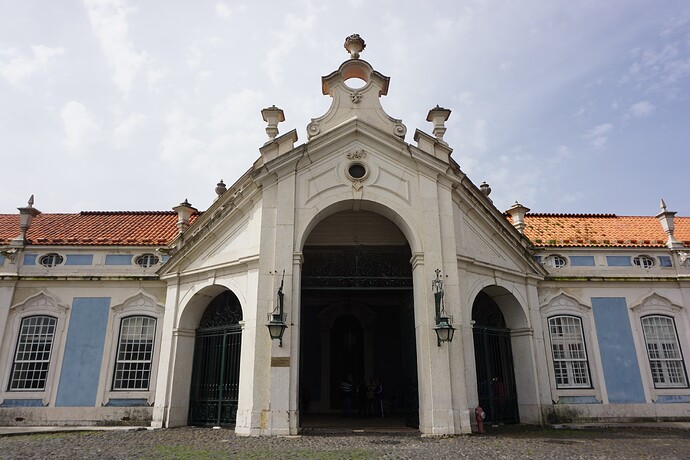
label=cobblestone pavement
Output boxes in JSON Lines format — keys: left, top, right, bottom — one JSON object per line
{"left": 0, "top": 425, "right": 689, "bottom": 459}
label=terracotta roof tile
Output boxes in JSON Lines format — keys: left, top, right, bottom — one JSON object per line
{"left": 1, "top": 209, "right": 686, "bottom": 249}
{"left": 519, "top": 214, "right": 690, "bottom": 248}
{"left": 0, "top": 211, "right": 199, "bottom": 246}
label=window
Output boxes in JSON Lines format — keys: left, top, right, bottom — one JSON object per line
{"left": 8, "top": 316, "right": 57, "bottom": 391}
{"left": 548, "top": 315, "right": 591, "bottom": 388}
{"left": 633, "top": 255, "right": 654, "bottom": 269}
{"left": 39, "top": 253, "right": 63, "bottom": 267}
{"left": 544, "top": 254, "right": 567, "bottom": 268}
{"left": 658, "top": 256, "right": 672, "bottom": 268}
{"left": 135, "top": 254, "right": 159, "bottom": 268}
{"left": 112, "top": 316, "right": 156, "bottom": 390}
{"left": 641, "top": 315, "right": 688, "bottom": 388}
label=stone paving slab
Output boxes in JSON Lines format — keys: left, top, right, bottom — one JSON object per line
{"left": 0, "top": 424, "right": 688, "bottom": 459}
{"left": 0, "top": 426, "right": 148, "bottom": 436}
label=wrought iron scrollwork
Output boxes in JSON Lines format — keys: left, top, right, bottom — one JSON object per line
{"left": 199, "top": 291, "right": 243, "bottom": 328}
{"left": 302, "top": 245, "right": 412, "bottom": 289}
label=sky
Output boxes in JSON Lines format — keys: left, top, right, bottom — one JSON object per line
{"left": 1, "top": 0, "right": 689, "bottom": 217}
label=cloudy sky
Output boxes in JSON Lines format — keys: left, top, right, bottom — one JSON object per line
{"left": 1, "top": 0, "right": 688, "bottom": 217}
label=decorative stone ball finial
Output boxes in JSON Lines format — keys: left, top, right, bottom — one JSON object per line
{"left": 215, "top": 179, "right": 227, "bottom": 197}
{"left": 344, "top": 34, "right": 366, "bottom": 59}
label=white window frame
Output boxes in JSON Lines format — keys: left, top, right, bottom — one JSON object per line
{"left": 631, "top": 293, "right": 690, "bottom": 398}
{"left": 548, "top": 315, "right": 592, "bottom": 389}
{"left": 633, "top": 255, "right": 654, "bottom": 269}
{"left": 112, "top": 315, "right": 157, "bottom": 391}
{"left": 544, "top": 254, "right": 567, "bottom": 268}
{"left": 8, "top": 315, "right": 58, "bottom": 391}
{"left": 135, "top": 253, "right": 159, "bottom": 268}
{"left": 0, "top": 291, "right": 69, "bottom": 406}
{"left": 99, "top": 291, "right": 164, "bottom": 406}
{"left": 39, "top": 253, "right": 64, "bottom": 268}
{"left": 641, "top": 315, "right": 687, "bottom": 388}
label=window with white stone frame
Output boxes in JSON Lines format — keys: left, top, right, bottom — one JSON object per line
{"left": 112, "top": 316, "right": 156, "bottom": 390}
{"left": 548, "top": 315, "right": 592, "bottom": 388}
{"left": 641, "top": 315, "right": 688, "bottom": 388}
{"left": 8, "top": 315, "right": 57, "bottom": 391}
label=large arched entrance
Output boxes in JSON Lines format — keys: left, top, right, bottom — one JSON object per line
{"left": 472, "top": 291, "right": 519, "bottom": 424}
{"left": 188, "top": 290, "right": 243, "bottom": 426}
{"left": 299, "top": 210, "right": 418, "bottom": 428}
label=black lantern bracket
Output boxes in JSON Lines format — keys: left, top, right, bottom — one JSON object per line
{"left": 266, "top": 269, "right": 288, "bottom": 346}
{"left": 432, "top": 268, "right": 455, "bottom": 346}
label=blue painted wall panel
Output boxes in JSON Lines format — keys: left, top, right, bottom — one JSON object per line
{"left": 606, "top": 256, "right": 631, "bottom": 266}
{"left": 55, "top": 297, "right": 110, "bottom": 407}
{"left": 65, "top": 254, "right": 93, "bottom": 265}
{"left": 23, "top": 254, "right": 37, "bottom": 265}
{"left": 570, "top": 256, "right": 595, "bottom": 266}
{"left": 591, "top": 297, "right": 645, "bottom": 403}
{"left": 105, "top": 254, "right": 132, "bottom": 265}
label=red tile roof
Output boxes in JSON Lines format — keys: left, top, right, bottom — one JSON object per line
{"left": 0, "top": 210, "right": 687, "bottom": 248}
{"left": 0, "top": 211, "right": 198, "bottom": 246}
{"left": 521, "top": 214, "right": 690, "bottom": 248}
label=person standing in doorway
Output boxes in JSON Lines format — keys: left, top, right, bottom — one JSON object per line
{"left": 366, "top": 378, "right": 376, "bottom": 418}
{"left": 375, "top": 378, "right": 384, "bottom": 418}
{"left": 340, "top": 375, "right": 353, "bottom": 418}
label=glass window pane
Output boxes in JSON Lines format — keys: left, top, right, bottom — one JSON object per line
{"left": 112, "top": 316, "right": 156, "bottom": 390}
{"left": 548, "top": 315, "right": 591, "bottom": 388}
{"left": 9, "top": 316, "right": 57, "bottom": 391}
{"left": 641, "top": 315, "right": 688, "bottom": 388}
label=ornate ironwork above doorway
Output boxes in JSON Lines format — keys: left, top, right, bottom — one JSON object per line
{"left": 302, "top": 244, "right": 412, "bottom": 289}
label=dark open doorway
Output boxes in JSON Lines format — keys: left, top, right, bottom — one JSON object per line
{"left": 299, "top": 244, "right": 418, "bottom": 429}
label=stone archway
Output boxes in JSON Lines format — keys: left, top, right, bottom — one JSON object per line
{"left": 298, "top": 210, "right": 418, "bottom": 428}
{"left": 472, "top": 291, "right": 519, "bottom": 424}
{"left": 188, "top": 290, "right": 243, "bottom": 426}
{"left": 470, "top": 285, "right": 539, "bottom": 425}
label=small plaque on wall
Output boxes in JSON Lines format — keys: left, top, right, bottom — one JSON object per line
{"left": 271, "top": 357, "right": 290, "bottom": 367}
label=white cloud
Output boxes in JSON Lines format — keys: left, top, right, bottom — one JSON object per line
{"left": 629, "top": 101, "right": 655, "bottom": 118}
{"left": 114, "top": 113, "right": 145, "bottom": 147}
{"left": 559, "top": 191, "right": 585, "bottom": 204}
{"left": 555, "top": 145, "right": 571, "bottom": 159}
{"left": 262, "top": 13, "right": 316, "bottom": 86}
{"left": 160, "top": 108, "right": 204, "bottom": 163}
{"left": 469, "top": 119, "right": 487, "bottom": 151}
{"left": 583, "top": 123, "right": 613, "bottom": 149}
{"left": 211, "top": 89, "right": 265, "bottom": 131}
{"left": 0, "top": 45, "right": 64, "bottom": 86}
{"left": 146, "top": 67, "right": 167, "bottom": 91}
{"left": 82, "top": 0, "right": 146, "bottom": 94}
{"left": 185, "top": 45, "right": 203, "bottom": 69}
{"left": 61, "top": 101, "right": 102, "bottom": 153}
{"left": 215, "top": 1, "right": 245, "bottom": 19}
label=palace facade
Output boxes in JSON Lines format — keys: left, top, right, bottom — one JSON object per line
{"left": 1, "top": 37, "right": 688, "bottom": 434}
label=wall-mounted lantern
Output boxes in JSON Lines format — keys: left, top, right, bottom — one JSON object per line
{"left": 266, "top": 270, "right": 288, "bottom": 346}
{"left": 432, "top": 269, "right": 455, "bottom": 346}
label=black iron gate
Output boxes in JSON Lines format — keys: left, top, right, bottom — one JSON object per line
{"left": 189, "top": 291, "right": 243, "bottom": 426}
{"left": 189, "top": 327, "right": 242, "bottom": 425}
{"left": 473, "top": 326, "right": 519, "bottom": 424}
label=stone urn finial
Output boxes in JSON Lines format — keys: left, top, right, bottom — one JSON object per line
{"left": 344, "top": 34, "right": 366, "bottom": 59}
{"left": 215, "top": 179, "right": 227, "bottom": 197}
{"left": 261, "top": 105, "right": 285, "bottom": 142}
